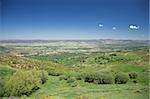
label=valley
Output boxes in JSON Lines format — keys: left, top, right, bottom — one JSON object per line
{"left": 0, "top": 39, "right": 149, "bottom": 99}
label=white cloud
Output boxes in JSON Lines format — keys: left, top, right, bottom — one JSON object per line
{"left": 129, "top": 25, "right": 140, "bottom": 30}
{"left": 112, "top": 26, "right": 116, "bottom": 30}
{"left": 98, "top": 24, "right": 103, "bottom": 28}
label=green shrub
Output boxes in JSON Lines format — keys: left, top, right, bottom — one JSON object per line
{"left": 4, "top": 70, "right": 41, "bottom": 96}
{"left": 66, "top": 77, "right": 78, "bottom": 87}
{"left": 75, "top": 75, "right": 82, "bottom": 80}
{"left": 67, "top": 77, "right": 76, "bottom": 83}
{"left": 133, "top": 79, "right": 137, "bottom": 84}
{"left": 39, "top": 70, "right": 48, "bottom": 84}
{"left": 59, "top": 75, "right": 68, "bottom": 80}
{"left": 115, "top": 73, "right": 128, "bottom": 84}
{"left": 101, "top": 74, "right": 113, "bottom": 84}
{"left": 84, "top": 73, "right": 95, "bottom": 83}
{"left": 48, "top": 69, "right": 62, "bottom": 76}
{"left": 75, "top": 72, "right": 86, "bottom": 80}
{"left": 70, "top": 81, "right": 78, "bottom": 87}
{"left": 93, "top": 74, "right": 113, "bottom": 84}
{"left": 82, "top": 72, "right": 113, "bottom": 84}
{"left": 129, "top": 72, "right": 137, "bottom": 79}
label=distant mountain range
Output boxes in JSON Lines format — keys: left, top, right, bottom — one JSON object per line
{"left": 0, "top": 39, "right": 149, "bottom": 43}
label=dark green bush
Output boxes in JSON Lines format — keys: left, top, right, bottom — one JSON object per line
{"left": 83, "top": 72, "right": 113, "bottom": 84}
{"left": 129, "top": 72, "right": 137, "bottom": 79}
{"left": 84, "top": 73, "right": 95, "bottom": 83}
{"left": 115, "top": 73, "right": 128, "bottom": 84}
{"left": 93, "top": 74, "right": 113, "bottom": 84}
{"left": 101, "top": 75, "right": 113, "bottom": 84}
{"left": 133, "top": 80, "right": 137, "bottom": 84}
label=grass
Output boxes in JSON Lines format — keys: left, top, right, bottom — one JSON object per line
{"left": 30, "top": 76, "right": 149, "bottom": 99}
{"left": 112, "top": 64, "right": 146, "bottom": 73}
{"left": 0, "top": 47, "right": 149, "bottom": 99}
{"left": 0, "top": 65, "right": 16, "bottom": 76}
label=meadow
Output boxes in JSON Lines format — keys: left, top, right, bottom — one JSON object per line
{"left": 0, "top": 40, "right": 149, "bottom": 99}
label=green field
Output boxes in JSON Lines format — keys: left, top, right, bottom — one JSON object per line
{"left": 29, "top": 76, "right": 148, "bottom": 99}
{"left": 0, "top": 40, "right": 149, "bottom": 99}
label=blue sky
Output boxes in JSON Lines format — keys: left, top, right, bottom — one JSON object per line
{"left": 0, "top": 0, "right": 149, "bottom": 40}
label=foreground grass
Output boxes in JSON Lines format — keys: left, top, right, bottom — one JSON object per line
{"left": 0, "top": 65, "right": 16, "bottom": 76}
{"left": 30, "top": 76, "right": 149, "bottom": 99}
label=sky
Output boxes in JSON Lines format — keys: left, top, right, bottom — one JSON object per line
{"left": 0, "top": 0, "right": 149, "bottom": 40}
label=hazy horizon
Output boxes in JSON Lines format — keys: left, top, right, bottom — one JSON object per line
{"left": 0, "top": 38, "right": 149, "bottom": 41}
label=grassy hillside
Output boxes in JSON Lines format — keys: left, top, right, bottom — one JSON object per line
{"left": 0, "top": 40, "right": 149, "bottom": 98}
{"left": 30, "top": 76, "right": 148, "bottom": 99}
